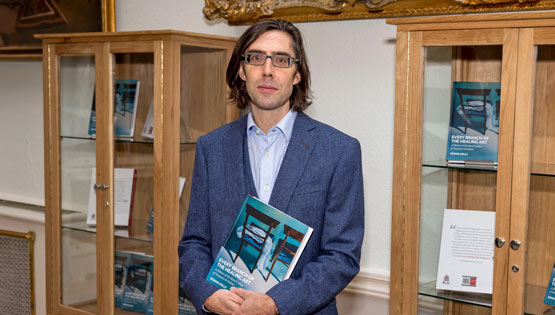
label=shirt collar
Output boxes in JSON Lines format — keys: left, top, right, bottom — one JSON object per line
{"left": 247, "top": 110, "right": 297, "bottom": 141}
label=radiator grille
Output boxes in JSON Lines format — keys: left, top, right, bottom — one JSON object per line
{"left": 0, "top": 230, "right": 34, "bottom": 315}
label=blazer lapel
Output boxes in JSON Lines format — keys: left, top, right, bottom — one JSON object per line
{"left": 223, "top": 115, "right": 252, "bottom": 210}
{"left": 269, "top": 113, "right": 316, "bottom": 213}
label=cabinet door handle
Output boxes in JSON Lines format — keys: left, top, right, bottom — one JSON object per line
{"left": 93, "top": 183, "right": 101, "bottom": 190}
{"left": 100, "top": 184, "right": 109, "bottom": 191}
{"left": 510, "top": 239, "right": 521, "bottom": 250}
{"left": 495, "top": 237, "right": 505, "bottom": 248}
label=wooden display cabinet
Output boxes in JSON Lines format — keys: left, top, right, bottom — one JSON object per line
{"left": 388, "top": 12, "right": 555, "bottom": 315}
{"left": 39, "top": 31, "right": 238, "bottom": 314}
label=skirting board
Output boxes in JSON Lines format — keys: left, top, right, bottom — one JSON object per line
{"left": 343, "top": 269, "right": 390, "bottom": 299}
{"left": 342, "top": 270, "right": 443, "bottom": 312}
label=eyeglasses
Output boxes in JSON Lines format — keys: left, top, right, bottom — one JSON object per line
{"left": 242, "top": 53, "right": 299, "bottom": 68}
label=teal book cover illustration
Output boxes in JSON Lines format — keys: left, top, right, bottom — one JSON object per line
{"left": 114, "top": 251, "right": 133, "bottom": 307}
{"left": 446, "top": 81, "right": 501, "bottom": 165}
{"left": 121, "top": 253, "right": 153, "bottom": 313}
{"left": 545, "top": 263, "right": 555, "bottom": 306}
{"left": 206, "top": 195, "right": 313, "bottom": 293}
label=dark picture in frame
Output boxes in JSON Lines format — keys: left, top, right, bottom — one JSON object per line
{"left": 0, "top": 0, "right": 115, "bottom": 58}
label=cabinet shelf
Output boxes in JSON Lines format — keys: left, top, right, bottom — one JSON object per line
{"left": 62, "top": 220, "right": 153, "bottom": 244}
{"left": 60, "top": 135, "right": 197, "bottom": 145}
{"left": 422, "top": 160, "right": 497, "bottom": 172}
{"left": 423, "top": 160, "right": 555, "bottom": 177}
{"left": 419, "top": 281, "right": 550, "bottom": 315}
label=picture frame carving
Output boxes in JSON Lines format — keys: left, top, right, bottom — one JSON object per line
{"left": 203, "top": 0, "right": 555, "bottom": 24}
{"left": 0, "top": 0, "right": 115, "bottom": 58}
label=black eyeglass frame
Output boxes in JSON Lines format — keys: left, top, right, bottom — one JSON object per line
{"left": 242, "top": 52, "right": 299, "bottom": 68}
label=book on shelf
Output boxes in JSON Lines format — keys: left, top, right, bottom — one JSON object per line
{"left": 446, "top": 81, "right": 501, "bottom": 167}
{"left": 435, "top": 209, "right": 495, "bottom": 294}
{"left": 88, "top": 92, "right": 97, "bottom": 136}
{"left": 115, "top": 250, "right": 133, "bottom": 307}
{"left": 121, "top": 252, "right": 153, "bottom": 313}
{"left": 87, "top": 79, "right": 141, "bottom": 138}
{"left": 205, "top": 195, "right": 313, "bottom": 293}
{"left": 141, "top": 98, "right": 154, "bottom": 139}
{"left": 146, "top": 177, "right": 186, "bottom": 233}
{"left": 86, "top": 167, "right": 137, "bottom": 226}
{"left": 545, "top": 263, "right": 555, "bottom": 306}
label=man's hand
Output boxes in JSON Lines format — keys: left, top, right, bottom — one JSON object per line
{"left": 204, "top": 289, "right": 244, "bottom": 315}
{"left": 230, "top": 287, "right": 279, "bottom": 315}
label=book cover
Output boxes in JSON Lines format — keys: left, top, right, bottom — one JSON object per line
{"left": 87, "top": 167, "right": 137, "bottom": 226}
{"left": 545, "top": 263, "right": 555, "bottom": 306}
{"left": 446, "top": 81, "right": 501, "bottom": 165}
{"left": 141, "top": 98, "right": 154, "bottom": 139}
{"left": 87, "top": 79, "right": 140, "bottom": 137}
{"left": 114, "top": 79, "right": 140, "bottom": 137}
{"left": 88, "top": 92, "right": 96, "bottom": 136}
{"left": 146, "top": 177, "right": 186, "bottom": 233}
{"left": 435, "top": 209, "right": 495, "bottom": 294}
{"left": 114, "top": 250, "right": 133, "bottom": 307}
{"left": 206, "top": 195, "right": 313, "bottom": 293}
{"left": 121, "top": 253, "right": 153, "bottom": 313}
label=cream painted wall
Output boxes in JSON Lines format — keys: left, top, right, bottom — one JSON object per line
{"left": 116, "top": 0, "right": 397, "bottom": 276}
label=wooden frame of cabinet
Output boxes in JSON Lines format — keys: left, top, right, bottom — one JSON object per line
{"left": 388, "top": 12, "right": 555, "bottom": 315}
{"left": 39, "top": 31, "right": 238, "bottom": 315}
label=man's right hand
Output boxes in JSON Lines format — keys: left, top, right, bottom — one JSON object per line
{"left": 204, "top": 289, "right": 244, "bottom": 315}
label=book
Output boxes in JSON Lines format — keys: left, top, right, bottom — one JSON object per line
{"left": 146, "top": 177, "right": 186, "bottom": 233}
{"left": 88, "top": 92, "right": 97, "bottom": 136}
{"left": 86, "top": 167, "right": 137, "bottom": 226}
{"left": 115, "top": 250, "right": 133, "bottom": 307}
{"left": 446, "top": 81, "right": 501, "bottom": 166}
{"left": 141, "top": 99, "right": 154, "bottom": 139}
{"left": 87, "top": 79, "right": 141, "bottom": 137}
{"left": 114, "top": 79, "right": 140, "bottom": 137}
{"left": 435, "top": 209, "right": 495, "bottom": 294}
{"left": 206, "top": 195, "right": 313, "bottom": 293}
{"left": 545, "top": 263, "right": 555, "bottom": 306}
{"left": 121, "top": 253, "right": 153, "bottom": 313}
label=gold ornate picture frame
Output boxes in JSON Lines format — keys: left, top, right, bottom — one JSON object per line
{"left": 204, "top": 0, "right": 555, "bottom": 24}
{"left": 0, "top": 0, "right": 115, "bottom": 58}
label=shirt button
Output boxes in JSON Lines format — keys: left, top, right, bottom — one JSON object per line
{"left": 256, "top": 129, "right": 261, "bottom": 135}
{"left": 264, "top": 152, "right": 270, "bottom": 157}
{"left": 264, "top": 185, "right": 270, "bottom": 191}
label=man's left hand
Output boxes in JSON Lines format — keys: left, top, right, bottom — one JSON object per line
{"left": 229, "top": 287, "right": 279, "bottom": 315}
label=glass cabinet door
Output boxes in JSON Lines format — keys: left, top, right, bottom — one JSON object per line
{"left": 415, "top": 29, "right": 517, "bottom": 314}
{"left": 511, "top": 28, "right": 555, "bottom": 315}
{"left": 57, "top": 51, "right": 98, "bottom": 312}
{"left": 111, "top": 50, "right": 155, "bottom": 315}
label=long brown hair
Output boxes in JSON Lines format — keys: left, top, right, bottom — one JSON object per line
{"left": 226, "top": 20, "right": 313, "bottom": 112}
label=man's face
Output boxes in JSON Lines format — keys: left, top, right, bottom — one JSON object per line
{"left": 239, "top": 30, "right": 301, "bottom": 114}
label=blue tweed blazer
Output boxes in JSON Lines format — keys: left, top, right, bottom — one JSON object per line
{"left": 178, "top": 112, "right": 364, "bottom": 315}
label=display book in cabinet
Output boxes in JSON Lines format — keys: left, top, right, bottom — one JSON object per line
{"left": 38, "top": 30, "right": 238, "bottom": 315}
{"left": 387, "top": 12, "right": 555, "bottom": 315}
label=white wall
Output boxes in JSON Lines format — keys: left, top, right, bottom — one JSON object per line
{"left": 115, "top": 0, "right": 397, "bottom": 277}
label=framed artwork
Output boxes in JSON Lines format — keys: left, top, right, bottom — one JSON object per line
{"left": 0, "top": 0, "right": 115, "bottom": 58}
{"left": 204, "top": 0, "right": 555, "bottom": 24}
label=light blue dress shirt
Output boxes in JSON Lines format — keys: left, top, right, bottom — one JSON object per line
{"left": 247, "top": 110, "right": 297, "bottom": 203}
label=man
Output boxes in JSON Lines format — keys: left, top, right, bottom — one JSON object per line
{"left": 178, "top": 20, "right": 364, "bottom": 315}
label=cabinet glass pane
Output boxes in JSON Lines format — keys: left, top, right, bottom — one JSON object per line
{"left": 419, "top": 45, "right": 502, "bottom": 313}
{"left": 176, "top": 43, "right": 230, "bottom": 312}
{"left": 525, "top": 44, "right": 555, "bottom": 315}
{"left": 59, "top": 56, "right": 98, "bottom": 309}
{"left": 113, "top": 52, "right": 155, "bottom": 314}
